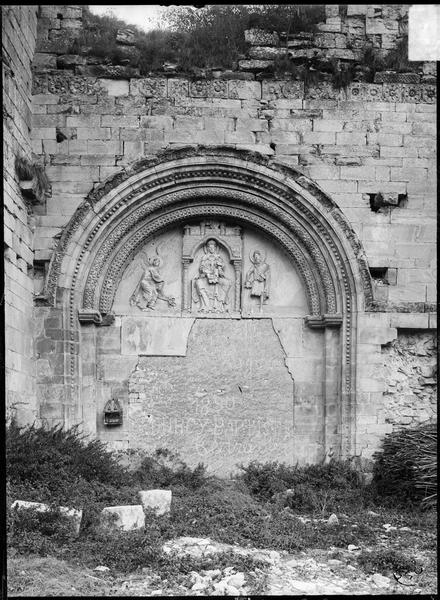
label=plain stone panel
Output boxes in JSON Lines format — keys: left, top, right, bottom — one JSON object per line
{"left": 100, "top": 505, "right": 145, "bottom": 532}
{"left": 127, "top": 319, "right": 296, "bottom": 475}
{"left": 121, "top": 318, "right": 195, "bottom": 356}
{"left": 11, "top": 500, "right": 82, "bottom": 535}
{"left": 99, "top": 79, "right": 129, "bottom": 97}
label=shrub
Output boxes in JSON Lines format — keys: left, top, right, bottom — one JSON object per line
{"left": 15, "top": 155, "right": 50, "bottom": 203}
{"left": 132, "top": 448, "right": 209, "bottom": 491}
{"left": 357, "top": 548, "right": 420, "bottom": 575}
{"left": 7, "top": 506, "right": 76, "bottom": 556}
{"left": 372, "top": 421, "right": 437, "bottom": 508}
{"left": 6, "top": 421, "right": 132, "bottom": 491}
{"left": 72, "top": 5, "right": 327, "bottom": 74}
{"left": 238, "top": 459, "right": 368, "bottom": 514}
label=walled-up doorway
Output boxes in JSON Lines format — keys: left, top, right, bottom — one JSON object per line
{"left": 37, "top": 147, "right": 371, "bottom": 472}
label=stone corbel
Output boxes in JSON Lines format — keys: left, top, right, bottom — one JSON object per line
{"left": 78, "top": 309, "right": 103, "bottom": 324}
{"left": 305, "top": 314, "right": 343, "bottom": 329}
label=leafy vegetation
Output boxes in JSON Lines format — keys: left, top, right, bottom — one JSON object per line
{"left": 62, "top": 5, "right": 422, "bottom": 89}
{"left": 15, "top": 155, "right": 50, "bottom": 203}
{"left": 357, "top": 548, "right": 420, "bottom": 576}
{"left": 238, "top": 458, "right": 370, "bottom": 513}
{"left": 70, "top": 5, "right": 326, "bottom": 75}
{"left": 6, "top": 420, "right": 436, "bottom": 581}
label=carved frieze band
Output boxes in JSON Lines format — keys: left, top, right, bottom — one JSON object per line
{"left": 33, "top": 72, "right": 436, "bottom": 104}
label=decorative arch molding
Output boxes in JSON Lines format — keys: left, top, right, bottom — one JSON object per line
{"left": 41, "top": 146, "right": 373, "bottom": 453}
{"left": 45, "top": 146, "right": 373, "bottom": 312}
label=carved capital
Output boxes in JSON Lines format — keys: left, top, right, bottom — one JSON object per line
{"left": 305, "top": 313, "right": 343, "bottom": 329}
{"left": 78, "top": 309, "right": 102, "bottom": 324}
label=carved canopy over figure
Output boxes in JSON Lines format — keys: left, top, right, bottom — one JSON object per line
{"left": 193, "top": 239, "right": 232, "bottom": 312}
{"left": 130, "top": 251, "right": 175, "bottom": 311}
{"left": 245, "top": 249, "right": 271, "bottom": 311}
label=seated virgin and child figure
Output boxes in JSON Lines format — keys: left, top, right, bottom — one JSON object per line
{"left": 192, "top": 239, "right": 270, "bottom": 313}
{"left": 193, "top": 239, "right": 232, "bottom": 312}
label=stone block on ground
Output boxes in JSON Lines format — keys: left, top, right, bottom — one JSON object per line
{"left": 11, "top": 500, "right": 82, "bottom": 535}
{"left": 100, "top": 504, "right": 145, "bottom": 531}
{"left": 327, "top": 513, "right": 339, "bottom": 526}
{"left": 138, "top": 489, "right": 172, "bottom": 516}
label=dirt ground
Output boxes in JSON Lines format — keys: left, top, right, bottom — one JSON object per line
{"left": 8, "top": 531, "right": 437, "bottom": 597}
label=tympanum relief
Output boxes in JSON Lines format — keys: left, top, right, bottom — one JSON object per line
{"left": 244, "top": 250, "right": 271, "bottom": 312}
{"left": 130, "top": 249, "right": 176, "bottom": 311}
{"left": 192, "top": 239, "right": 232, "bottom": 313}
{"left": 113, "top": 221, "right": 308, "bottom": 317}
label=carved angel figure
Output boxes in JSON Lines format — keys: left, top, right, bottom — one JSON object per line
{"left": 245, "top": 249, "right": 270, "bottom": 310}
{"left": 193, "top": 239, "right": 231, "bottom": 312}
{"left": 130, "top": 248, "right": 175, "bottom": 311}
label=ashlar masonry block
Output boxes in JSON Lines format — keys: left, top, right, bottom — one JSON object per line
{"left": 100, "top": 505, "right": 145, "bottom": 532}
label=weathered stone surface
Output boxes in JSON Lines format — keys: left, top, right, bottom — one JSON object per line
{"left": 374, "top": 71, "right": 420, "bottom": 84}
{"left": 381, "top": 332, "right": 437, "bottom": 428}
{"left": 244, "top": 29, "right": 279, "bottom": 46}
{"left": 262, "top": 80, "right": 304, "bottom": 100}
{"left": 248, "top": 46, "right": 287, "bottom": 60}
{"left": 76, "top": 64, "right": 139, "bottom": 79}
{"left": 138, "top": 490, "right": 172, "bottom": 516}
{"left": 11, "top": 500, "right": 82, "bottom": 535}
{"left": 327, "top": 513, "right": 339, "bottom": 526}
{"left": 121, "top": 317, "right": 194, "bottom": 356}
{"left": 116, "top": 28, "right": 136, "bottom": 45}
{"left": 100, "top": 505, "right": 145, "bottom": 531}
{"left": 130, "top": 78, "right": 167, "bottom": 97}
{"left": 238, "top": 59, "right": 274, "bottom": 72}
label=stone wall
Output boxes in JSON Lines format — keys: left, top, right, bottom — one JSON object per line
{"left": 381, "top": 331, "right": 437, "bottom": 427}
{"left": 5, "top": 4, "right": 436, "bottom": 464}
{"left": 3, "top": 5, "right": 39, "bottom": 424}
{"left": 31, "top": 74, "right": 437, "bottom": 308}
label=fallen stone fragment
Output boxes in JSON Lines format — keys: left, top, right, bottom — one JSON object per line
{"left": 327, "top": 513, "right": 339, "bottom": 526}
{"left": 213, "top": 580, "right": 229, "bottom": 594}
{"left": 100, "top": 505, "right": 145, "bottom": 531}
{"left": 328, "top": 559, "right": 343, "bottom": 567}
{"left": 226, "top": 584, "right": 240, "bottom": 595}
{"left": 372, "top": 573, "right": 391, "bottom": 588}
{"left": 94, "top": 566, "right": 110, "bottom": 572}
{"left": 226, "top": 572, "right": 246, "bottom": 587}
{"left": 138, "top": 489, "right": 172, "bottom": 516}
{"left": 347, "top": 544, "right": 359, "bottom": 551}
{"left": 367, "top": 510, "right": 380, "bottom": 517}
{"left": 289, "top": 580, "right": 318, "bottom": 593}
{"left": 11, "top": 500, "right": 82, "bottom": 536}
{"left": 204, "top": 569, "right": 221, "bottom": 579}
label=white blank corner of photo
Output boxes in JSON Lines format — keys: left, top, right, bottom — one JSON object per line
{"left": 408, "top": 4, "right": 440, "bottom": 61}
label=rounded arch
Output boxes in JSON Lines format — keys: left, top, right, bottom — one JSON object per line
{"left": 46, "top": 146, "right": 372, "bottom": 315}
